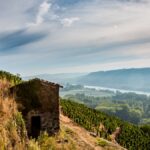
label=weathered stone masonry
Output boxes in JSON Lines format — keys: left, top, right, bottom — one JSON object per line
{"left": 10, "top": 78, "right": 62, "bottom": 138}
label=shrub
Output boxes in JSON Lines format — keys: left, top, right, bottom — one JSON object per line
{"left": 97, "top": 138, "right": 108, "bottom": 147}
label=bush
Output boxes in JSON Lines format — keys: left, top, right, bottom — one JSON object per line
{"left": 97, "top": 138, "right": 108, "bottom": 147}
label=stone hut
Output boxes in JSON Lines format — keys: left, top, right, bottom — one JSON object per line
{"left": 10, "top": 78, "right": 62, "bottom": 138}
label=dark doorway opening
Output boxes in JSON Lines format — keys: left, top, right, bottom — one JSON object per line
{"left": 31, "top": 116, "right": 41, "bottom": 138}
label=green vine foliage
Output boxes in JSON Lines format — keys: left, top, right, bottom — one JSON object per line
{"left": 61, "top": 99, "right": 150, "bottom": 150}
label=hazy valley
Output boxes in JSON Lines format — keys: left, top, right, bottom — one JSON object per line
{"left": 0, "top": 68, "right": 148, "bottom": 149}
{"left": 24, "top": 68, "right": 150, "bottom": 92}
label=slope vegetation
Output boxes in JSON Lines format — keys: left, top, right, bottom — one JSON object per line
{"left": 0, "top": 96, "right": 27, "bottom": 149}
{"left": 0, "top": 71, "right": 22, "bottom": 85}
{"left": 61, "top": 99, "right": 150, "bottom": 150}
{"left": 60, "top": 113, "right": 125, "bottom": 150}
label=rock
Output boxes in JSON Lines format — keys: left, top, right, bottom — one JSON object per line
{"left": 89, "top": 132, "right": 97, "bottom": 137}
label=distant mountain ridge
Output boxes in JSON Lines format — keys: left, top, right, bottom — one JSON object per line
{"left": 78, "top": 68, "right": 150, "bottom": 92}
{"left": 24, "top": 68, "right": 150, "bottom": 92}
{"left": 23, "top": 73, "right": 87, "bottom": 85}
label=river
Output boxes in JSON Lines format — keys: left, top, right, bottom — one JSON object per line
{"left": 84, "top": 85, "right": 150, "bottom": 96}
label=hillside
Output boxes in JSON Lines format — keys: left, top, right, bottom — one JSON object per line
{"left": 0, "top": 96, "right": 27, "bottom": 149}
{"left": 0, "top": 96, "right": 124, "bottom": 150}
{"left": 61, "top": 99, "right": 150, "bottom": 150}
{"left": 0, "top": 71, "right": 125, "bottom": 150}
{"left": 77, "top": 68, "right": 150, "bottom": 92}
{"left": 0, "top": 70, "right": 22, "bottom": 85}
{"left": 0, "top": 71, "right": 150, "bottom": 150}
{"left": 60, "top": 112, "right": 125, "bottom": 150}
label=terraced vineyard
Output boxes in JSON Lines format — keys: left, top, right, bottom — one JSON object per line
{"left": 61, "top": 99, "right": 150, "bottom": 150}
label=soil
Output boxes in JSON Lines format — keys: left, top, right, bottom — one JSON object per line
{"left": 60, "top": 113, "right": 126, "bottom": 150}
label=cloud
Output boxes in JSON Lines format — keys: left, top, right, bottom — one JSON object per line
{"left": 0, "top": 29, "right": 47, "bottom": 52}
{"left": 54, "top": 0, "right": 87, "bottom": 7}
{"left": 60, "top": 17, "right": 80, "bottom": 27}
{"left": 1, "top": 0, "right": 150, "bottom": 75}
{"left": 27, "top": 0, "right": 51, "bottom": 27}
{"left": 27, "top": 0, "right": 80, "bottom": 27}
{"left": 36, "top": 1, "right": 51, "bottom": 24}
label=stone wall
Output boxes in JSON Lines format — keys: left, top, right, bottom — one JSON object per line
{"left": 27, "top": 110, "right": 59, "bottom": 136}
{"left": 10, "top": 79, "right": 60, "bottom": 137}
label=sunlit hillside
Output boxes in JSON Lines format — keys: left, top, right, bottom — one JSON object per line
{"left": 0, "top": 71, "right": 127, "bottom": 150}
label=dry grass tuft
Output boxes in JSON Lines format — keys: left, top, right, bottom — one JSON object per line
{"left": 0, "top": 79, "right": 11, "bottom": 98}
{"left": 0, "top": 95, "right": 27, "bottom": 150}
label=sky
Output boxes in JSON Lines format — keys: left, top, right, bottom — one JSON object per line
{"left": 0, "top": 0, "right": 150, "bottom": 76}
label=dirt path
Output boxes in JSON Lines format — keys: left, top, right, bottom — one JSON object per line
{"left": 60, "top": 113, "right": 126, "bottom": 150}
{"left": 60, "top": 113, "right": 102, "bottom": 150}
